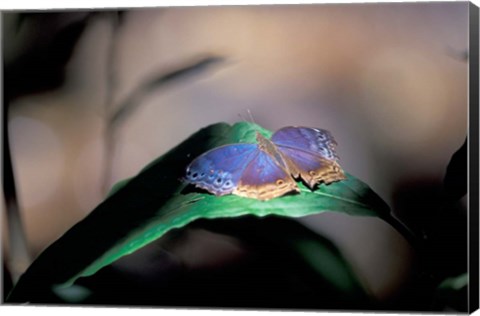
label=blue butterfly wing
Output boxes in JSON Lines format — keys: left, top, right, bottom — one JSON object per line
{"left": 271, "top": 126, "right": 339, "bottom": 160}
{"left": 234, "top": 150, "right": 298, "bottom": 201}
{"left": 186, "top": 142, "right": 298, "bottom": 200}
{"left": 186, "top": 126, "right": 344, "bottom": 199}
{"left": 185, "top": 144, "right": 258, "bottom": 196}
{"left": 271, "top": 127, "right": 345, "bottom": 188}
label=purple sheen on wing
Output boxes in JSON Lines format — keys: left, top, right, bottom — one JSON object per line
{"left": 271, "top": 126, "right": 338, "bottom": 161}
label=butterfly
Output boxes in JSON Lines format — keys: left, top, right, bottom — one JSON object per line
{"left": 185, "top": 126, "right": 346, "bottom": 201}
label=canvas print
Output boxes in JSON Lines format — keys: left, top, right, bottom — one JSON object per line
{"left": 2, "top": 2, "right": 478, "bottom": 313}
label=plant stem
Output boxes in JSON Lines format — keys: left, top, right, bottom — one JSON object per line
{"left": 101, "top": 12, "right": 121, "bottom": 194}
{"left": 383, "top": 212, "right": 422, "bottom": 251}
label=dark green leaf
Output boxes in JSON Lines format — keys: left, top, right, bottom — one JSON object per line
{"left": 438, "top": 273, "right": 468, "bottom": 291}
{"left": 434, "top": 273, "right": 468, "bottom": 311}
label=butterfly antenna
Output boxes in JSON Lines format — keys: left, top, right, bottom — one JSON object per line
{"left": 247, "top": 109, "right": 256, "bottom": 124}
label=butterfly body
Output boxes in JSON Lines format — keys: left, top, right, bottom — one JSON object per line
{"left": 185, "top": 126, "right": 345, "bottom": 201}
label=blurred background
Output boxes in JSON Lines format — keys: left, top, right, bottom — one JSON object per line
{"left": 2, "top": 2, "right": 469, "bottom": 310}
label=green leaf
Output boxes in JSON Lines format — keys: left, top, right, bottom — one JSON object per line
{"left": 438, "top": 273, "right": 468, "bottom": 291}
{"left": 434, "top": 273, "right": 468, "bottom": 311}
{"left": 7, "top": 121, "right": 390, "bottom": 302}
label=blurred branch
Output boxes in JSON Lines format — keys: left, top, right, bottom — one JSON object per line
{"left": 101, "top": 11, "right": 123, "bottom": 195}
{"left": 108, "top": 56, "right": 225, "bottom": 129}
{"left": 446, "top": 46, "right": 468, "bottom": 63}
{"left": 103, "top": 12, "right": 121, "bottom": 113}
{"left": 99, "top": 12, "right": 225, "bottom": 194}
{"left": 382, "top": 212, "right": 421, "bottom": 251}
